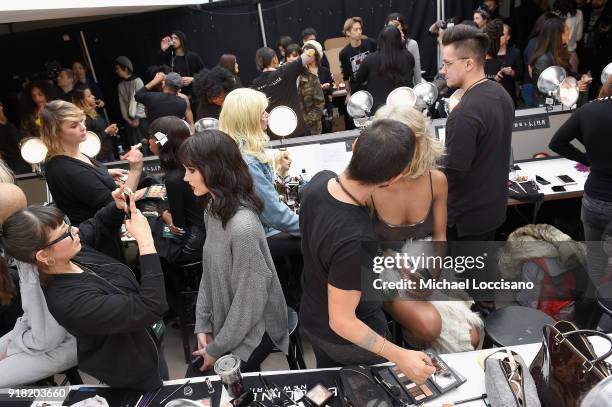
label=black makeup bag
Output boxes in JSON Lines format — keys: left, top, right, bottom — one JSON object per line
{"left": 338, "top": 365, "right": 393, "bottom": 407}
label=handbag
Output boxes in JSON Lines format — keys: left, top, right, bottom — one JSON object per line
{"left": 485, "top": 349, "right": 541, "bottom": 407}
{"left": 529, "top": 320, "right": 612, "bottom": 407}
{"left": 338, "top": 365, "right": 393, "bottom": 407}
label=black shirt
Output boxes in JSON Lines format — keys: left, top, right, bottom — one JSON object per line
{"left": 0, "top": 122, "right": 30, "bottom": 174}
{"left": 498, "top": 47, "right": 523, "bottom": 105}
{"left": 549, "top": 97, "right": 612, "bottom": 202}
{"left": 195, "top": 100, "right": 222, "bottom": 120}
{"left": 353, "top": 50, "right": 414, "bottom": 112}
{"left": 45, "top": 155, "right": 124, "bottom": 261}
{"left": 339, "top": 39, "right": 377, "bottom": 91}
{"left": 251, "top": 59, "right": 307, "bottom": 139}
{"left": 165, "top": 167, "right": 205, "bottom": 229}
{"left": 443, "top": 80, "right": 514, "bottom": 237}
{"left": 135, "top": 88, "right": 187, "bottom": 124}
{"left": 299, "top": 171, "right": 386, "bottom": 346}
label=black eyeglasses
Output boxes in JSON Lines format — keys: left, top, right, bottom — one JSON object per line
{"left": 41, "top": 216, "right": 74, "bottom": 249}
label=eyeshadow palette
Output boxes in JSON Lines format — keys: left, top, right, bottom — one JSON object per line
{"left": 382, "top": 350, "right": 466, "bottom": 404}
{"left": 143, "top": 184, "right": 167, "bottom": 200}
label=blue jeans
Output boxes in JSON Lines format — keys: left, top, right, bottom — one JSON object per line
{"left": 581, "top": 194, "right": 612, "bottom": 287}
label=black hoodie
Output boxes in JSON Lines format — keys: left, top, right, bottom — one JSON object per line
{"left": 159, "top": 30, "right": 206, "bottom": 78}
{"left": 43, "top": 202, "right": 167, "bottom": 391}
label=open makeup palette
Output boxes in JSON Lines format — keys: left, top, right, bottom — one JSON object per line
{"left": 376, "top": 350, "right": 466, "bottom": 404}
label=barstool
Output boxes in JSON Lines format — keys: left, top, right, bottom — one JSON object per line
{"left": 175, "top": 261, "right": 203, "bottom": 363}
{"left": 271, "top": 306, "right": 307, "bottom": 370}
{"left": 484, "top": 305, "right": 555, "bottom": 348}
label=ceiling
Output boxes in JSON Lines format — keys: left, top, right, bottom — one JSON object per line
{"left": 0, "top": 1, "right": 210, "bottom": 25}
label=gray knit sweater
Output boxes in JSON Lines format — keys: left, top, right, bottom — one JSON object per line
{"left": 195, "top": 206, "right": 289, "bottom": 361}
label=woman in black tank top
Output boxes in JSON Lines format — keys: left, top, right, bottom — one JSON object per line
{"left": 370, "top": 105, "right": 482, "bottom": 352}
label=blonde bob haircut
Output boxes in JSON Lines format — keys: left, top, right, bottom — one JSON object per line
{"left": 374, "top": 104, "right": 444, "bottom": 178}
{"left": 39, "top": 100, "right": 86, "bottom": 159}
{"left": 219, "top": 88, "right": 270, "bottom": 164}
{"left": 274, "top": 150, "right": 291, "bottom": 177}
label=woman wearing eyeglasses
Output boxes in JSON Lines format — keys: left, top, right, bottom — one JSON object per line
{"left": 0, "top": 186, "right": 168, "bottom": 391}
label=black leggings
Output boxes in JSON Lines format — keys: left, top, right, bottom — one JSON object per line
{"left": 185, "top": 333, "right": 275, "bottom": 377}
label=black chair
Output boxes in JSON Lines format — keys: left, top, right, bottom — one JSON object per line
{"left": 174, "top": 260, "right": 203, "bottom": 363}
{"left": 483, "top": 305, "right": 555, "bottom": 348}
{"left": 270, "top": 306, "right": 307, "bottom": 370}
{"left": 596, "top": 281, "right": 612, "bottom": 330}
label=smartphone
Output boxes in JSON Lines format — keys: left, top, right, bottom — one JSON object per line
{"left": 552, "top": 185, "right": 567, "bottom": 192}
{"left": 123, "top": 190, "right": 131, "bottom": 219}
{"left": 535, "top": 175, "right": 550, "bottom": 185}
{"left": 556, "top": 175, "right": 577, "bottom": 185}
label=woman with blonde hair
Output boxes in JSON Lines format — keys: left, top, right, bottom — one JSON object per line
{"left": 41, "top": 100, "right": 142, "bottom": 260}
{"left": 219, "top": 88, "right": 299, "bottom": 238}
{"left": 371, "top": 104, "right": 482, "bottom": 353}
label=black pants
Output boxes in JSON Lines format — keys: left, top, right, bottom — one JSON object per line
{"left": 447, "top": 226, "right": 497, "bottom": 300}
{"left": 267, "top": 232, "right": 303, "bottom": 308}
{"left": 185, "top": 333, "right": 275, "bottom": 377}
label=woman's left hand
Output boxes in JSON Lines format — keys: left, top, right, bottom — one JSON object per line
{"left": 120, "top": 146, "right": 144, "bottom": 171}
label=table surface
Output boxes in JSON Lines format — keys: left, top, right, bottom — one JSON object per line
{"left": 54, "top": 335, "right": 611, "bottom": 407}
{"left": 508, "top": 157, "right": 588, "bottom": 205}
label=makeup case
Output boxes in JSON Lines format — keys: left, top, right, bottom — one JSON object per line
{"left": 484, "top": 349, "right": 541, "bottom": 407}
{"left": 338, "top": 365, "right": 393, "bottom": 407}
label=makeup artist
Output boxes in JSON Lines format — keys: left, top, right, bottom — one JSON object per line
{"left": 299, "top": 119, "right": 436, "bottom": 383}
{"left": 41, "top": 100, "right": 143, "bottom": 260}
{"left": 0, "top": 187, "right": 168, "bottom": 391}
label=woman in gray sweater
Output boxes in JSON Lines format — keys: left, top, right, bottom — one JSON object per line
{"left": 181, "top": 130, "right": 288, "bottom": 374}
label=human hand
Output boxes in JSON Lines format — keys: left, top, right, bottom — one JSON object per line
{"left": 112, "top": 185, "right": 128, "bottom": 211}
{"left": 395, "top": 349, "right": 436, "bottom": 384}
{"left": 120, "top": 145, "right": 144, "bottom": 171}
{"left": 182, "top": 77, "right": 194, "bottom": 86}
{"left": 322, "top": 83, "right": 331, "bottom": 90}
{"left": 124, "top": 190, "right": 153, "bottom": 244}
{"left": 154, "top": 72, "right": 166, "bottom": 84}
{"left": 160, "top": 36, "right": 172, "bottom": 51}
{"left": 105, "top": 123, "right": 118, "bottom": 136}
{"left": 578, "top": 74, "right": 592, "bottom": 92}
{"left": 193, "top": 333, "right": 216, "bottom": 371}
{"left": 108, "top": 168, "right": 128, "bottom": 181}
{"left": 95, "top": 99, "right": 105, "bottom": 109}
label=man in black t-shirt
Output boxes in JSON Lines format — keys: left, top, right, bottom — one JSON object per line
{"left": 135, "top": 72, "right": 194, "bottom": 130}
{"left": 440, "top": 25, "right": 514, "bottom": 242}
{"left": 338, "top": 17, "right": 377, "bottom": 95}
{"left": 251, "top": 47, "right": 314, "bottom": 139}
{"left": 299, "top": 119, "right": 435, "bottom": 383}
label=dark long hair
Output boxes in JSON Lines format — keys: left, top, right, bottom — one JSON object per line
{"left": 484, "top": 19, "right": 504, "bottom": 57}
{"left": 0, "top": 206, "right": 64, "bottom": 300}
{"left": 377, "top": 25, "right": 411, "bottom": 85}
{"left": 19, "top": 80, "right": 60, "bottom": 137}
{"left": 529, "top": 12, "right": 569, "bottom": 67}
{"left": 385, "top": 12, "right": 410, "bottom": 41}
{"left": 179, "top": 130, "right": 263, "bottom": 227}
{"left": 149, "top": 116, "right": 191, "bottom": 171}
{"left": 553, "top": 0, "right": 578, "bottom": 17}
